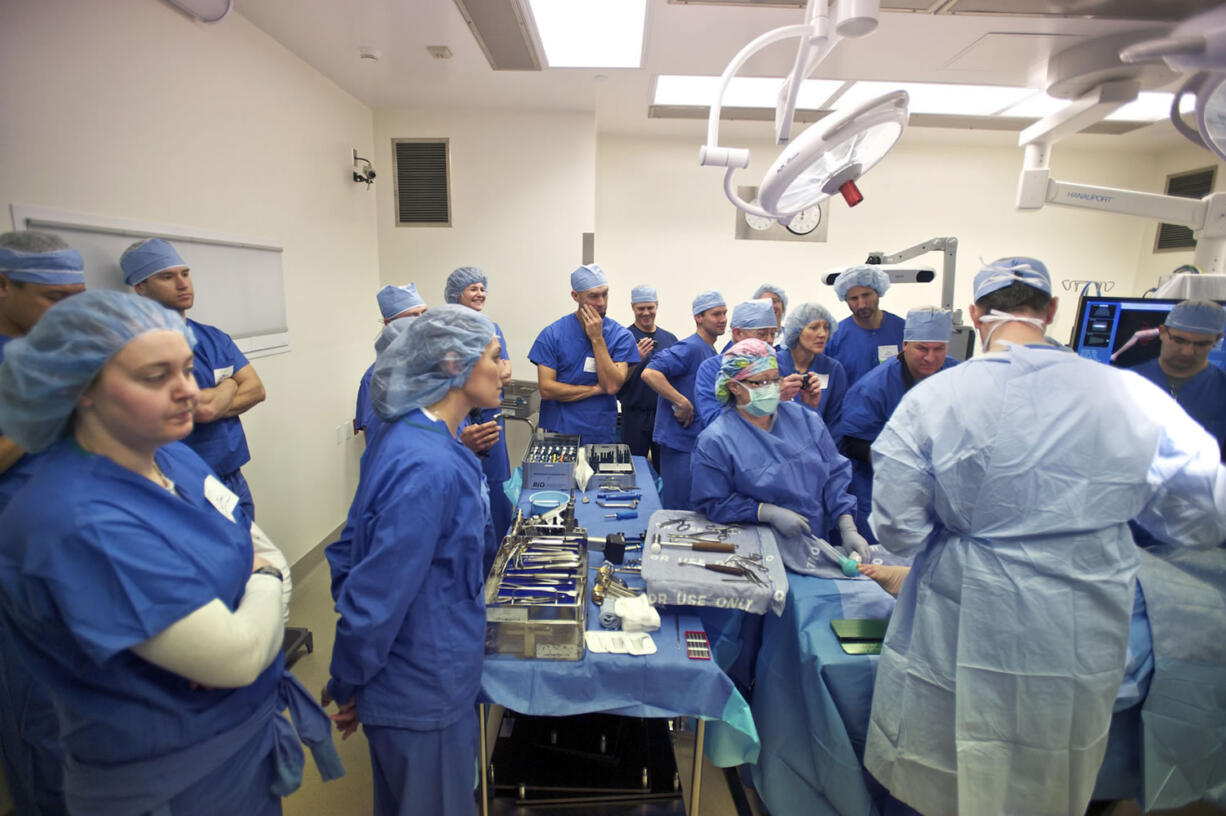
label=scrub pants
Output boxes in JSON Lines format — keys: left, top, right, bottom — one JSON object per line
{"left": 621, "top": 409, "right": 659, "bottom": 470}
{"left": 0, "top": 664, "right": 67, "bottom": 816}
{"left": 658, "top": 444, "right": 693, "bottom": 510}
{"left": 220, "top": 468, "right": 255, "bottom": 523}
{"left": 365, "top": 711, "right": 479, "bottom": 816}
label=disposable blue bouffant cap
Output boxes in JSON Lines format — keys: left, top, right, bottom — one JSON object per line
{"left": 120, "top": 238, "right": 186, "bottom": 286}
{"left": 973, "top": 257, "right": 1052, "bottom": 301}
{"left": 1165, "top": 299, "right": 1226, "bottom": 335}
{"left": 903, "top": 307, "right": 953, "bottom": 342}
{"left": 692, "top": 290, "right": 726, "bottom": 316}
{"left": 833, "top": 265, "right": 891, "bottom": 300}
{"left": 753, "top": 284, "right": 789, "bottom": 315}
{"left": 377, "top": 283, "right": 426, "bottom": 320}
{"left": 570, "top": 264, "right": 607, "bottom": 292}
{"left": 444, "top": 266, "right": 487, "bottom": 304}
{"left": 782, "top": 302, "right": 838, "bottom": 349}
{"left": 730, "top": 299, "right": 777, "bottom": 329}
{"left": 630, "top": 285, "right": 657, "bottom": 304}
{"left": 0, "top": 246, "right": 85, "bottom": 286}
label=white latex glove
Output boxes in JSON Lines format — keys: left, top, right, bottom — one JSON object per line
{"left": 758, "top": 503, "right": 811, "bottom": 538}
{"left": 837, "top": 514, "right": 871, "bottom": 563}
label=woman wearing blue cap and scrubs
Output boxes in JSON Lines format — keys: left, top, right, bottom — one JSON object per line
{"left": 324, "top": 304, "right": 503, "bottom": 816}
{"left": 691, "top": 338, "right": 868, "bottom": 574}
{"left": 355, "top": 283, "right": 428, "bottom": 434}
{"left": 446, "top": 266, "right": 515, "bottom": 542}
{"left": 776, "top": 301, "right": 848, "bottom": 432}
{"left": 0, "top": 290, "right": 342, "bottom": 816}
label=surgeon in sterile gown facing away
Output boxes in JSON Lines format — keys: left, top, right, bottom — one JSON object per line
{"left": 325, "top": 304, "right": 503, "bottom": 816}
{"left": 863, "top": 257, "right": 1226, "bottom": 816}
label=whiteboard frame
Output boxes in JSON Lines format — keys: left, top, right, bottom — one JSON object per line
{"left": 10, "top": 204, "right": 291, "bottom": 358}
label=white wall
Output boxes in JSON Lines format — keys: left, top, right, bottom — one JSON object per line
{"left": 596, "top": 131, "right": 1176, "bottom": 346}
{"left": 0, "top": 0, "right": 379, "bottom": 564}
{"left": 372, "top": 108, "right": 597, "bottom": 375}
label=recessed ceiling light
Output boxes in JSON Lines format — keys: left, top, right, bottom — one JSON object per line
{"left": 527, "top": 0, "right": 646, "bottom": 69}
{"left": 426, "top": 45, "right": 453, "bottom": 60}
{"left": 654, "top": 75, "right": 843, "bottom": 110}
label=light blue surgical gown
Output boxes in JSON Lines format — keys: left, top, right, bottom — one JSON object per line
{"left": 0, "top": 440, "right": 337, "bottom": 816}
{"left": 691, "top": 401, "right": 856, "bottom": 575}
{"left": 833, "top": 354, "right": 958, "bottom": 540}
{"left": 864, "top": 344, "right": 1226, "bottom": 816}
{"left": 529, "top": 312, "right": 639, "bottom": 443}
{"left": 647, "top": 333, "right": 717, "bottom": 509}
{"left": 825, "top": 310, "right": 905, "bottom": 386}
{"left": 775, "top": 347, "right": 850, "bottom": 434}
{"left": 327, "top": 409, "right": 488, "bottom": 816}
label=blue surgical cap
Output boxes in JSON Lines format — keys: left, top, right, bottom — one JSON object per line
{"left": 833, "top": 265, "right": 891, "bottom": 300}
{"left": 0, "top": 246, "right": 84, "bottom": 286}
{"left": 371, "top": 304, "right": 496, "bottom": 421}
{"left": 377, "top": 283, "right": 426, "bottom": 320}
{"left": 630, "top": 285, "right": 657, "bottom": 304}
{"left": 782, "top": 302, "right": 839, "bottom": 349}
{"left": 973, "top": 257, "right": 1052, "bottom": 301}
{"left": 753, "top": 284, "right": 789, "bottom": 317}
{"left": 570, "top": 264, "right": 607, "bottom": 292}
{"left": 445, "top": 266, "right": 487, "bottom": 304}
{"left": 731, "top": 299, "right": 777, "bottom": 330}
{"left": 692, "top": 290, "right": 725, "bottom": 316}
{"left": 903, "top": 307, "right": 953, "bottom": 342}
{"left": 1166, "top": 299, "right": 1226, "bottom": 335}
{"left": 120, "top": 238, "right": 186, "bottom": 286}
{"left": 0, "top": 290, "right": 195, "bottom": 453}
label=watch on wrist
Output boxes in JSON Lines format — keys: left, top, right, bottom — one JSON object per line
{"left": 253, "top": 565, "right": 283, "bottom": 581}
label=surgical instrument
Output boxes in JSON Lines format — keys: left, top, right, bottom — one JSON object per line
{"left": 650, "top": 536, "right": 736, "bottom": 554}
{"left": 806, "top": 535, "right": 860, "bottom": 577}
{"left": 605, "top": 510, "right": 638, "bottom": 520}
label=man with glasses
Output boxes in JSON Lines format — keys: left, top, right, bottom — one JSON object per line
{"left": 692, "top": 299, "right": 811, "bottom": 429}
{"left": 1130, "top": 298, "right": 1226, "bottom": 458}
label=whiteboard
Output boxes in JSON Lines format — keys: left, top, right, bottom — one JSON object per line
{"left": 10, "top": 204, "right": 290, "bottom": 357}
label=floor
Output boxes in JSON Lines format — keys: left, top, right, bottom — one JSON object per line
{"left": 281, "top": 557, "right": 764, "bottom": 815}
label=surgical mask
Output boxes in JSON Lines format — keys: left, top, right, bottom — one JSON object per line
{"left": 740, "top": 381, "right": 780, "bottom": 417}
{"left": 978, "top": 309, "right": 1047, "bottom": 348}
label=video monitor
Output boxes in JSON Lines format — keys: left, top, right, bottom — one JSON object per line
{"left": 1070, "top": 296, "right": 1226, "bottom": 373}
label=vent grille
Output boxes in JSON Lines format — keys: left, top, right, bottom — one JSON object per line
{"left": 1156, "top": 167, "right": 1215, "bottom": 252}
{"left": 394, "top": 139, "right": 450, "bottom": 227}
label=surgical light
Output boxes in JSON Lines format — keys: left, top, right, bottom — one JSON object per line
{"left": 698, "top": 0, "right": 905, "bottom": 225}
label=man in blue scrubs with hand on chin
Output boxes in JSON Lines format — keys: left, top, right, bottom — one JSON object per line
{"left": 826, "top": 264, "right": 906, "bottom": 386}
{"left": 529, "top": 264, "right": 639, "bottom": 443}
{"left": 122, "top": 238, "right": 267, "bottom": 520}
{"left": 640, "top": 290, "right": 726, "bottom": 508}
{"left": 1130, "top": 298, "right": 1226, "bottom": 458}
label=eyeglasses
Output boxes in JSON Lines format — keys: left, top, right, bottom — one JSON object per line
{"left": 742, "top": 377, "right": 779, "bottom": 387}
{"left": 1166, "top": 331, "right": 1219, "bottom": 350}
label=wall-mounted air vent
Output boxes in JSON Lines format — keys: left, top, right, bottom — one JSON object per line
{"left": 394, "top": 139, "right": 451, "bottom": 227}
{"left": 1155, "top": 166, "right": 1215, "bottom": 252}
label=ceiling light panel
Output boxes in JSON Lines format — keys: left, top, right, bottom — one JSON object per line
{"left": 654, "top": 75, "right": 843, "bottom": 109}
{"left": 527, "top": 0, "right": 646, "bottom": 68}
{"left": 832, "top": 81, "right": 1033, "bottom": 116}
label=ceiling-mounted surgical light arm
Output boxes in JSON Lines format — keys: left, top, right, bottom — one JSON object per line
{"left": 865, "top": 236, "right": 959, "bottom": 316}
{"left": 1017, "top": 141, "right": 1226, "bottom": 274}
{"left": 1017, "top": 80, "right": 1138, "bottom": 146}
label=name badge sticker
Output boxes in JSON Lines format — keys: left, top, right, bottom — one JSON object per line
{"left": 213, "top": 365, "right": 235, "bottom": 385}
{"left": 877, "top": 345, "right": 898, "bottom": 363}
{"left": 203, "top": 475, "right": 240, "bottom": 523}
{"left": 583, "top": 356, "right": 597, "bottom": 374}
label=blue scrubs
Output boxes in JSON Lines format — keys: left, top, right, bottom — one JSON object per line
{"left": 647, "top": 333, "right": 717, "bottom": 509}
{"left": 776, "top": 348, "right": 850, "bottom": 434}
{"left": 692, "top": 354, "right": 729, "bottom": 430}
{"left": 1131, "top": 357, "right": 1226, "bottom": 457}
{"left": 529, "top": 313, "right": 639, "bottom": 443}
{"left": 478, "top": 324, "right": 513, "bottom": 540}
{"left": 185, "top": 318, "right": 256, "bottom": 520}
{"left": 0, "top": 335, "right": 42, "bottom": 515}
{"left": 834, "top": 354, "right": 958, "bottom": 540}
{"left": 618, "top": 324, "right": 679, "bottom": 463}
{"left": 354, "top": 362, "right": 375, "bottom": 433}
{"left": 328, "top": 409, "right": 488, "bottom": 816}
{"left": 691, "top": 401, "right": 856, "bottom": 574}
{"left": 825, "top": 310, "right": 905, "bottom": 386}
{"left": 0, "top": 440, "right": 326, "bottom": 815}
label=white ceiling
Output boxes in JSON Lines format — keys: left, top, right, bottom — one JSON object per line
{"left": 236, "top": 0, "right": 1223, "bottom": 149}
